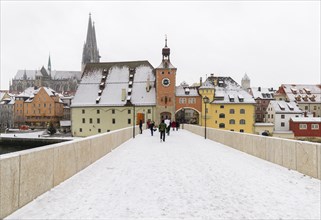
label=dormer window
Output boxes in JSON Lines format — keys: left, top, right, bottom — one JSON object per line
{"left": 238, "top": 94, "right": 244, "bottom": 102}
{"left": 184, "top": 88, "right": 190, "bottom": 95}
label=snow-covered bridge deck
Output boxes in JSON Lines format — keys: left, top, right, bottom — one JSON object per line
{"left": 6, "top": 129, "right": 320, "bottom": 219}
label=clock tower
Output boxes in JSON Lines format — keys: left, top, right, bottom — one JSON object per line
{"left": 155, "top": 36, "right": 177, "bottom": 124}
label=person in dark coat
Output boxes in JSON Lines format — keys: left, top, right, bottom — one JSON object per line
{"left": 139, "top": 120, "right": 143, "bottom": 134}
{"left": 159, "top": 120, "right": 167, "bottom": 142}
{"left": 171, "top": 121, "right": 176, "bottom": 131}
{"left": 175, "top": 121, "right": 179, "bottom": 131}
{"left": 150, "top": 120, "right": 155, "bottom": 136}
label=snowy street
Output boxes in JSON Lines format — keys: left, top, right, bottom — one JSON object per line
{"left": 6, "top": 129, "right": 320, "bottom": 219}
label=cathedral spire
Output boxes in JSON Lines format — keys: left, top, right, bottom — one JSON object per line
{"left": 48, "top": 54, "right": 52, "bottom": 78}
{"left": 82, "top": 13, "right": 100, "bottom": 71}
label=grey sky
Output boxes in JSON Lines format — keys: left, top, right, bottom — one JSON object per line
{"left": 1, "top": 1, "right": 320, "bottom": 90}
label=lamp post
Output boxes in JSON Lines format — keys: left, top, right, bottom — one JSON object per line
{"left": 203, "top": 96, "right": 209, "bottom": 139}
{"left": 132, "top": 104, "right": 135, "bottom": 138}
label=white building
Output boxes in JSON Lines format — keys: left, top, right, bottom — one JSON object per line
{"left": 266, "top": 100, "right": 302, "bottom": 132}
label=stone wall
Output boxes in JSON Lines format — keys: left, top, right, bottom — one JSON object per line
{"left": 184, "top": 124, "right": 321, "bottom": 180}
{"left": 0, "top": 126, "right": 139, "bottom": 219}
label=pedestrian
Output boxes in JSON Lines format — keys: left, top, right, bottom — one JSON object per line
{"left": 171, "top": 121, "right": 176, "bottom": 131}
{"left": 150, "top": 120, "right": 155, "bottom": 136}
{"left": 139, "top": 120, "right": 143, "bottom": 134}
{"left": 164, "top": 118, "right": 171, "bottom": 136}
{"left": 147, "top": 119, "right": 151, "bottom": 130}
{"left": 158, "top": 120, "right": 167, "bottom": 142}
{"left": 176, "top": 121, "right": 179, "bottom": 131}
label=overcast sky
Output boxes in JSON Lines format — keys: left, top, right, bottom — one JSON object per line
{"left": 1, "top": 1, "right": 320, "bottom": 91}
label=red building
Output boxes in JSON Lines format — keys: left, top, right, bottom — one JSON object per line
{"left": 289, "top": 117, "right": 321, "bottom": 137}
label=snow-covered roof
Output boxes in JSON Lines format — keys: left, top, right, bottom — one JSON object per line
{"left": 269, "top": 100, "right": 302, "bottom": 114}
{"left": 251, "top": 87, "right": 275, "bottom": 100}
{"left": 290, "top": 117, "right": 321, "bottom": 123}
{"left": 280, "top": 84, "right": 321, "bottom": 104}
{"left": 213, "top": 87, "right": 255, "bottom": 104}
{"left": 176, "top": 86, "right": 199, "bottom": 96}
{"left": 14, "top": 69, "right": 81, "bottom": 80}
{"left": 16, "top": 87, "right": 62, "bottom": 103}
{"left": 72, "top": 61, "right": 156, "bottom": 107}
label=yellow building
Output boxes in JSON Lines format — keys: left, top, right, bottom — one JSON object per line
{"left": 199, "top": 75, "right": 255, "bottom": 134}
{"left": 71, "top": 106, "right": 155, "bottom": 137}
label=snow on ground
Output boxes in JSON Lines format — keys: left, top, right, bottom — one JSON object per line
{"left": 6, "top": 129, "right": 321, "bottom": 219}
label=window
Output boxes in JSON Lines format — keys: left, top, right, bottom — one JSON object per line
{"left": 219, "top": 113, "right": 225, "bottom": 118}
{"left": 230, "top": 109, "right": 235, "bottom": 114}
{"left": 281, "top": 122, "right": 285, "bottom": 127}
{"left": 240, "top": 129, "right": 244, "bottom": 133}
{"left": 220, "top": 105, "right": 224, "bottom": 109}
{"left": 90, "top": 118, "right": 93, "bottom": 124}
{"left": 128, "top": 119, "right": 131, "bottom": 124}
{"left": 128, "top": 109, "right": 131, "bottom": 114}
{"left": 112, "top": 118, "right": 116, "bottom": 124}
{"left": 271, "top": 115, "right": 274, "bottom": 119}
{"left": 82, "top": 118, "right": 85, "bottom": 123}
{"left": 179, "top": 98, "right": 186, "bottom": 104}
{"left": 311, "top": 124, "right": 319, "bottom": 130}
{"left": 219, "top": 123, "right": 225, "bottom": 128}
{"left": 188, "top": 98, "right": 196, "bottom": 104}
{"left": 281, "top": 115, "right": 285, "bottom": 119}
{"left": 112, "top": 109, "right": 115, "bottom": 114}
{"left": 240, "top": 109, "right": 245, "bottom": 114}
{"left": 79, "top": 128, "right": 82, "bottom": 132}
{"left": 97, "top": 109, "right": 100, "bottom": 114}
{"left": 44, "top": 103, "right": 46, "bottom": 107}
{"left": 240, "top": 119, "right": 246, "bottom": 124}
{"left": 299, "top": 124, "right": 307, "bottom": 130}
{"left": 229, "top": 119, "right": 235, "bottom": 124}
{"left": 82, "top": 109, "right": 85, "bottom": 114}
{"left": 314, "top": 106, "right": 317, "bottom": 110}
{"left": 97, "top": 118, "right": 100, "bottom": 124}
{"left": 305, "top": 106, "right": 308, "bottom": 110}
{"left": 98, "top": 129, "right": 101, "bottom": 133}
{"left": 147, "top": 109, "right": 151, "bottom": 114}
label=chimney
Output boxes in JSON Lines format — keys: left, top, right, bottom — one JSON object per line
{"left": 258, "top": 87, "right": 261, "bottom": 92}
{"left": 200, "top": 77, "right": 202, "bottom": 86}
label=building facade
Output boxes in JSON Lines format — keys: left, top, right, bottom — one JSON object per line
{"left": 266, "top": 100, "right": 302, "bottom": 132}
{"left": 199, "top": 75, "right": 256, "bottom": 133}
{"left": 276, "top": 84, "right": 321, "bottom": 117}
{"left": 14, "top": 87, "right": 64, "bottom": 128}
{"left": 289, "top": 117, "right": 321, "bottom": 138}
{"left": 0, "top": 91, "right": 15, "bottom": 129}
{"left": 250, "top": 87, "right": 275, "bottom": 122}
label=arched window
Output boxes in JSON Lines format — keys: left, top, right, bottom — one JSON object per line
{"left": 219, "top": 113, "right": 225, "bottom": 118}
{"left": 229, "top": 119, "right": 235, "bottom": 124}
{"left": 219, "top": 123, "right": 225, "bottom": 128}
{"left": 240, "top": 119, "right": 246, "bottom": 124}
{"left": 240, "top": 109, "right": 245, "bottom": 114}
{"left": 230, "top": 109, "right": 235, "bottom": 114}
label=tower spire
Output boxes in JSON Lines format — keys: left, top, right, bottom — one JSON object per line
{"left": 82, "top": 13, "right": 100, "bottom": 71}
{"left": 48, "top": 54, "right": 52, "bottom": 78}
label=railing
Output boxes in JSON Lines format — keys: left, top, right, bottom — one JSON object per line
{"left": 0, "top": 125, "right": 140, "bottom": 219}
{"left": 183, "top": 124, "right": 321, "bottom": 180}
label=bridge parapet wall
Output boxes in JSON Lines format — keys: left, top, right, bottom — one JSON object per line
{"left": 184, "top": 124, "right": 321, "bottom": 180}
{"left": 0, "top": 126, "right": 139, "bottom": 219}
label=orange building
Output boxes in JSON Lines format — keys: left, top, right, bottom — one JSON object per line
{"left": 14, "top": 87, "right": 63, "bottom": 128}
{"left": 175, "top": 83, "right": 202, "bottom": 124}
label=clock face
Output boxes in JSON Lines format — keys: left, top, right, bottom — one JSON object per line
{"left": 162, "top": 78, "right": 170, "bottom": 87}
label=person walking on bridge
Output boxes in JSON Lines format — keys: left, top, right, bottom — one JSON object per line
{"left": 158, "top": 120, "right": 166, "bottom": 142}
